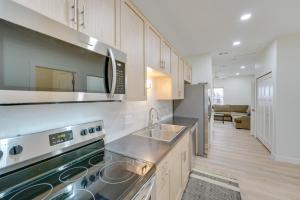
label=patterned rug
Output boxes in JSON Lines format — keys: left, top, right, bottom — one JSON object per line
{"left": 182, "top": 169, "right": 242, "bottom": 200}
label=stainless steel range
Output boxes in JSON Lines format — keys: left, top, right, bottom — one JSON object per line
{"left": 0, "top": 121, "right": 156, "bottom": 200}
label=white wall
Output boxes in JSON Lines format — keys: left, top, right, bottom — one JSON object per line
{"left": 186, "top": 53, "right": 213, "bottom": 87}
{"left": 274, "top": 33, "right": 300, "bottom": 164}
{"left": 255, "top": 41, "right": 277, "bottom": 78}
{"left": 0, "top": 81, "right": 172, "bottom": 143}
{"left": 214, "top": 75, "right": 254, "bottom": 106}
{"left": 255, "top": 34, "right": 300, "bottom": 164}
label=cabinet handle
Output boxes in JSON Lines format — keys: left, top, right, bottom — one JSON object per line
{"left": 81, "top": 3, "right": 86, "bottom": 28}
{"left": 71, "top": 0, "right": 78, "bottom": 25}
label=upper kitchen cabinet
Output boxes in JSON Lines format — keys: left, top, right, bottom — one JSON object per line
{"left": 184, "top": 61, "right": 192, "bottom": 83}
{"left": 120, "top": 0, "right": 146, "bottom": 101}
{"left": 146, "top": 25, "right": 161, "bottom": 71}
{"left": 12, "top": 0, "right": 73, "bottom": 28}
{"left": 146, "top": 25, "right": 171, "bottom": 75}
{"left": 77, "top": 0, "right": 116, "bottom": 47}
{"left": 178, "top": 58, "right": 185, "bottom": 99}
{"left": 13, "top": 0, "right": 118, "bottom": 47}
{"left": 161, "top": 40, "right": 171, "bottom": 74}
{"left": 171, "top": 50, "right": 179, "bottom": 99}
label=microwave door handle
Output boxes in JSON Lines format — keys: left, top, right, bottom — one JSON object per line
{"left": 108, "top": 48, "right": 117, "bottom": 97}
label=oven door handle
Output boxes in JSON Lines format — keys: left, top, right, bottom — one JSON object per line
{"left": 143, "top": 180, "right": 155, "bottom": 200}
{"left": 108, "top": 48, "right": 117, "bottom": 98}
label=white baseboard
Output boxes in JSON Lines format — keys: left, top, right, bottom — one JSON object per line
{"left": 273, "top": 154, "right": 300, "bottom": 165}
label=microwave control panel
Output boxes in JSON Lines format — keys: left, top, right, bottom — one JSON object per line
{"left": 115, "top": 61, "right": 126, "bottom": 94}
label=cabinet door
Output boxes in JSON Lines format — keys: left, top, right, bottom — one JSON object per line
{"left": 178, "top": 58, "right": 185, "bottom": 99}
{"left": 162, "top": 41, "right": 171, "bottom": 74}
{"left": 170, "top": 145, "right": 182, "bottom": 200}
{"left": 181, "top": 133, "right": 190, "bottom": 187}
{"left": 171, "top": 50, "right": 179, "bottom": 99}
{"left": 78, "top": 0, "right": 116, "bottom": 47}
{"left": 156, "top": 159, "right": 170, "bottom": 200}
{"left": 147, "top": 26, "right": 161, "bottom": 70}
{"left": 184, "top": 62, "right": 192, "bottom": 83}
{"left": 13, "top": 0, "right": 73, "bottom": 28}
{"left": 189, "top": 65, "right": 192, "bottom": 82}
{"left": 120, "top": 0, "right": 146, "bottom": 101}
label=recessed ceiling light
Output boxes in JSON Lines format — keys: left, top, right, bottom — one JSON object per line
{"left": 240, "top": 66, "right": 246, "bottom": 69}
{"left": 236, "top": 72, "right": 240, "bottom": 76}
{"left": 240, "top": 13, "right": 252, "bottom": 21}
{"left": 233, "top": 41, "right": 241, "bottom": 46}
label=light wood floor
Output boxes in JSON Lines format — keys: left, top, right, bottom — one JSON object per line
{"left": 193, "top": 122, "right": 300, "bottom": 200}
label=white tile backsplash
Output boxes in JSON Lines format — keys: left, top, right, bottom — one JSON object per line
{"left": 0, "top": 87, "right": 172, "bottom": 143}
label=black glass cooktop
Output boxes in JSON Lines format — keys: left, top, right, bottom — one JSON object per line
{"left": 0, "top": 140, "right": 155, "bottom": 200}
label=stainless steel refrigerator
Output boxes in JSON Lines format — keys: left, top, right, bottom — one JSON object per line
{"left": 173, "top": 83, "right": 211, "bottom": 157}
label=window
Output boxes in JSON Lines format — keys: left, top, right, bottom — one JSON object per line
{"left": 213, "top": 88, "right": 224, "bottom": 105}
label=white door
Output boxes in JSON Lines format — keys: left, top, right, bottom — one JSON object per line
{"left": 256, "top": 73, "right": 273, "bottom": 151}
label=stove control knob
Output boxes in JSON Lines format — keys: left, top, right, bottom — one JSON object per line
{"left": 80, "top": 129, "right": 88, "bottom": 136}
{"left": 88, "top": 127, "right": 95, "bottom": 134}
{"left": 96, "top": 125, "right": 102, "bottom": 132}
{"left": 9, "top": 145, "right": 23, "bottom": 156}
{"left": 0, "top": 151, "right": 3, "bottom": 159}
{"left": 89, "top": 175, "right": 96, "bottom": 182}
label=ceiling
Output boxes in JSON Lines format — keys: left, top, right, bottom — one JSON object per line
{"left": 132, "top": 0, "right": 300, "bottom": 77}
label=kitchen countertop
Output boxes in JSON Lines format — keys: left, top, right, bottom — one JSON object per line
{"left": 106, "top": 116, "right": 198, "bottom": 164}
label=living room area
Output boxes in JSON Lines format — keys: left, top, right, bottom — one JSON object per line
{"left": 212, "top": 75, "right": 254, "bottom": 132}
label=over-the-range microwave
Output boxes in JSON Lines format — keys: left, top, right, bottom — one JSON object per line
{"left": 0, "top": 0, "right": 126, "bottom": 105}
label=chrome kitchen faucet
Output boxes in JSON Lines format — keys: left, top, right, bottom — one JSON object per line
{"left": 148, "top": 107, "right": 160, "bottom": 129}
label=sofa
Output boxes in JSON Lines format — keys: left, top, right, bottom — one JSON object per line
{"left": 212, "top": 105, "right": 251, "bottom": 130}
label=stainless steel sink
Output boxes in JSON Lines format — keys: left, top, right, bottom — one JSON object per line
{"left": 134, "top": 124, "right": 186, "bottom": 142}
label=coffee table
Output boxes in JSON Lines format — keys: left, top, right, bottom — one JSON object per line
{"left": 214, "top": 113, "right": 225, "bottom": 124}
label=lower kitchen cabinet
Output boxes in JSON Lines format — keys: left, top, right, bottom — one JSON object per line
{"left": 156, "top": 132, "right": 190, "bottom": 200}
{"left": 181, "top": 131, "right": 190, "bottom": 187}
{"left": 156, "top": 157, "right": 170, "bottom": 200}
{"left": 170, "top": 141, "right": 183, "bottom": 200}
